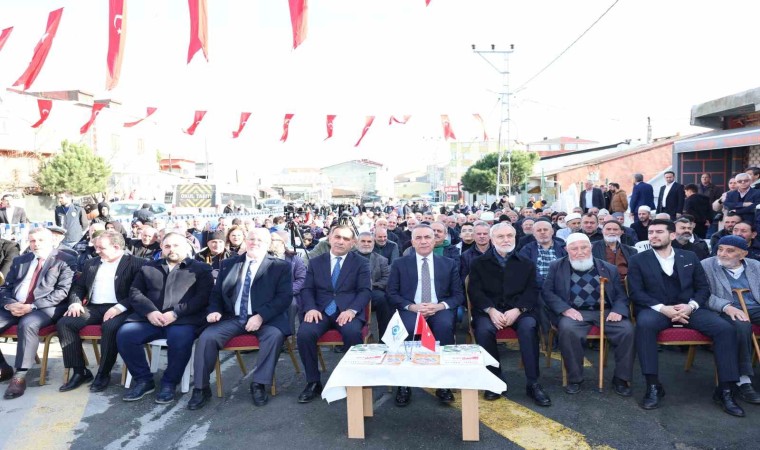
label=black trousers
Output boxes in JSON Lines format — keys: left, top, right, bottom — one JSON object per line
{"left": 297, "top": 313, "right": 364, "bottom": 383}
{"left": 399, "top": 309, "right": 455, "bottom": 346}
{"left": 473, "top": 313, "right": 540, "bottom": 384}
{"left": 56, "top": 304, "right": 127, "bottom": 374}
{"left": 371, "top": 289, "right": 392, "bottom": 338}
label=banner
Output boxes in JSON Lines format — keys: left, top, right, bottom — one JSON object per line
{"left": 106, "top": 0, "right": 127, "bottom": 90}
{"left": 13, "top": 8, "right": 64, "bottom": 90}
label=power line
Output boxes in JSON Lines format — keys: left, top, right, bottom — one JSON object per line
{"left": 515, "top": 0, "right": 621, "bottom": 92}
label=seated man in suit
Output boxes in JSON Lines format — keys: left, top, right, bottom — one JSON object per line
{"left": 701, "top": 235, "right": 760, "bottom": 404}
{"left": 296, "top": 225, "right": 371, "bottom": 403}
{"left": 0, "top": 228, "right": 75, "bottom": 399}
{"left": 543, "top": 233, "right": 634, "bottom": 396}
{"left": 189, "top": 229, "right": 293, "bottom": 410}
{"left": 0, "top": 237, "right": 20, "bottom": 284}
{"left": 117, "top": 232, "right": 213, "bottom": 404}
{"left": 354, "top": 232, "right": 391, "bottom": 337}
{"left": 628, "top": 219, "right": 744, "bottom": 416}
{"left": 57, "top": 231, "right": 146, "bottom": 393}
{"left": 591, "top": 219, "right": 637, "bottom": 280}
{"left": 468, "top": 222, "right": 551, "bottom": 406}
{"left": 387, "top": 224, "right": 464, "bottom": 406}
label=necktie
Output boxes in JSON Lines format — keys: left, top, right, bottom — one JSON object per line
{"left": 421, "top": 257, "right": 431, "bottom": 303}
{"left": 25, "top": 258, "right": 45, "bottom": 304}
{"left": 326, "top": 257, "right": 341, "bottom": 316}
{"left": 239, "top": 261, "right": 254, "bottom": 325}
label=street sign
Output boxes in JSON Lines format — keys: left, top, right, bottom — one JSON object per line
{"left": 176, "top": 184, "right": 215, "bottom": 207}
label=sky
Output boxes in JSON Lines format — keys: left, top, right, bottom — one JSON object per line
{"left": 1, "top": 0, "right": 759, "bottom": 176}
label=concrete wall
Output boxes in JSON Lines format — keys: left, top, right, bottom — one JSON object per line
{"left": 748, "top": 145, "right": 760, "bottom": 167}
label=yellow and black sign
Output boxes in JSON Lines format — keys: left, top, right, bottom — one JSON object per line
{"left": 176, "top": 184, "right": 215, "bottom": 207}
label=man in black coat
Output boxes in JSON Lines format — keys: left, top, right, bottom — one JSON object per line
{"left": 579, "top": 181, "right": 605, "bottom": 213}
{"left": 591, "top": 220, "right": 637, "bottom": 280}
{"left": 683, "top": 183, "right": 712, "bottom": 238}
{"left": 656, "top": 171, "right": 685, "bottom": 220}
{"left": 0, "top": 238, "right": 20, "bottom": 282}
{"left": 671, "top": 218, "right": 710, "bottom": 261}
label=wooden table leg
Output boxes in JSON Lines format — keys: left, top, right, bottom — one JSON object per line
{"left": 346, "top": 386, "right": 365, "bottom": 439}
{"left": 362, "top": 387, "right": 374, "bottom": 417}
{"left": 461, "top": 389, "right": 479, "bottom": 441}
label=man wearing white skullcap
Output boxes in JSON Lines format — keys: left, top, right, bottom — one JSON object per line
{"left": 557, "top": 213, "right": 583, "bottom": 241}
{"left": 631, "top": 206, "right": 652, "bottom": 242}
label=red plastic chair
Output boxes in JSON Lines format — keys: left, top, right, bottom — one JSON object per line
{"left": 317, "top": 303, "right": 373, "bottom": 371}
{"left": 62, "top": 325, "right": 103, "bottom": 384}
{"left": 656, "top": 327, "right": 712, "bottom": 371}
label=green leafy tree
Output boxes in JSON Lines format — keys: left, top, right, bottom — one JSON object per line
{"left": 35, "top": 140, "right": 112, "bottom": 196}
{"left": 461, "top": 150, "right": 539, "bottom": 194}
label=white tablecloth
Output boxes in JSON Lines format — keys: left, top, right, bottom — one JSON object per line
{"left": 322, "top": 347, "right": 507, "bottom": 403}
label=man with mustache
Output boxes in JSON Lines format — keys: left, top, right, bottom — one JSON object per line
{"left": 671, "top": 217, "right": 710, "bottom": 261}
{"left": 591, "top": 219, "right": 637, "bottom": 280}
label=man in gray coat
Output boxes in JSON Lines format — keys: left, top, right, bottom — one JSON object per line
{"left": 354, "top": 232, "right": 390, "bottom": 336}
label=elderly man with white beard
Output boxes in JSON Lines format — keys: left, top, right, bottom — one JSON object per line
{"left": 543, "top": 233, "right": 635, "bottom": 396}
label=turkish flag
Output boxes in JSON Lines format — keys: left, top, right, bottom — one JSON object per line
{"left": 280, "top": 114, "right": 294, "bottom": 142}
{"left": 288, "top": 0, "right": 308, "bottom": 49}
{"left": 426, "top": 0, "right": 432, "bottom": 5}
{"left": 13, "top": 8, "right": 64, "bottom": 90}
{"left": 0, "top": 27, "right": 13, "bottom": 53}
{"left": 124, "top": 107, "right": 157, "bottom": 128}
{"left": 324, "top": 114, "right": 336, "bottom": 141}
{"left": 31, "top": 99, "right": 53, "bottom": 129}
{"left": 389, "top": 115, "right": 411, "bottom": 125}
{"left": 473, "top": 113, "right": 488, "bottom": 141}
{"left": 414, "top": 313, "right": 437, "bottom": 352}
{"left": 187, "top": 0, "right": 209, "bottom": 63}
{"left": 232, "top": 112, "right": 251, "bottom": 138}
{"left": 184, "top": 110, "right": 207, "bottom": 135}
{"left": 80, "top": 103, "right": 107, "bottom": 134}
{"left": 106, "top": 0, "right": 127, "bottom": 90}
{"left": 441, "top": 115, "right": 456, "bottom": 140}
{"left": 354, "top": 116, "right": 375, "bottom": 147}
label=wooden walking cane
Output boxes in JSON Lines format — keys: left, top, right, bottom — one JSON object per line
{"left": 733, "top": 288, "right": 760, "bottom": 362}
{"left": 598, "top": 277, "right": 608, "bottom": 393}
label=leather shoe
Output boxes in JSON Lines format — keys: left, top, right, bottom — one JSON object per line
{"left": 612, "top": 377, "right": 633, "bottom": 397}
{"left": 564, "top": 382, "right": 582, "bottom": 395}
{"left": 297, "top": 382, "right": 323, "bottom": 403}
{"left": 483, "top": 390, "right": 502, "bottom": 401}
{"left": 3, "top": 377, "right": 26, "bottom": 399}
{"left": 89, "top": 373, "right": 111, "bottom": 392}
{"left": 59, "top": 368, "right": 93, "bottom": 392}
{"left": 0, "top": 365, "right": 13, "bottom": 382}
{"left": 155, "top": 384, "right": 176, "bottom": 404}
{"left": 527, "top": 383, "right": 552, "bottom": 407}
{"left": 641, "top": 384, "right": 665, "bottom": 410}
{"left": 251, "top": 382, "right": 268, "bottom": 406}
{"left": 122, "top": 380, "right": 156, "bottom": 402}
{"left": 188, "top": 387, "right": 212, "bottom": 410}
{"left": 435, "top": 388, "right": 454, "bottom": 404}
{"left": 736, "top": 383, "right": 760, "bottom": 404}
{"left": 395, "top": 386, "right": 412, "bottom": 406}
{"left": 713, "top": 388, "right": 745, "bottom": 417}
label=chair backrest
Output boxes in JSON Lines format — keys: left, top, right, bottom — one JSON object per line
{"left": 634, "top": 241, "right": 651, "bottom": 253}
{"left": 464, "top": 276, "right": 476, "bottom": 343}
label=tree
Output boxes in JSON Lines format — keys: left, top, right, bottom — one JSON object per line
{"left": 35, "top": 140, "right": 112, "bottom": 196}
{"left": 460, "top": 150, "right": 539, "bottom": 195}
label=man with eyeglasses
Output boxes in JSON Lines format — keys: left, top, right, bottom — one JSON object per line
{"left": 724, "top": 173, "right": 760, "bottom": 223}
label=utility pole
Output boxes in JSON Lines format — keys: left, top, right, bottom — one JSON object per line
{"left": 646, "top": 116, "right": 652, "bottom": 144}
{"left": 472, "top": 44, "right": 514, "bottom": 200}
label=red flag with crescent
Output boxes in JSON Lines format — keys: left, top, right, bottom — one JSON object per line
{"left": 106, "top": 0, "right": 127, "bottom": 90}
{"left": 414, "top": 313, "right": 436, "bottom": 352}
{"left": 232, "top": 112, "right": 251, "bottom": 138}
{"left": 441, "top": 115, "right": 456, "bottom": 140}
{"left": 280, "top": 114, "right": 295, "bottom": 142}
{"left": 473, "top": 113, "right": 488, "bottom": 141}
{"left": 426, "top": 0, "right": 432, "bottom": 5}
{"left": 0, "top": 27, "right": 13, "bottom": 53}
{"left": 187, "top": 0, "right": 209, "bottom": 63}
{"left": 184, "top": 110, "right": 207, "bottom": 135}
{"left": 80, "top": 103, "right": 106, "bottom": 134}
{"left": 389, "top": 115, "right": 411, "bottom": 125}
{"left": 31, "top": 99, "right": 53, "bottom": 128}
{"left": 354, "top": 116, "right": 375, "bottom": 147}
{"left": 124, "top": 107, "right": 157, "bottom": 128}
{"left": 288, "top": 0, "right": 308, "bottom": 49}
{"left": 13, "top": 8, "right": 64, "bottom": 90}
{"left": 324, "top": 114, "right": 336, "bottom": 141}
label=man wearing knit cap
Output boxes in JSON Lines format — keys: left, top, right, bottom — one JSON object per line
{"left": 556, "top": 213, "right": 582, "bottom": 241}
{"left": 543, "top": 233, "right": 634, "bottom": 396}
{"left": 195, "top": 229, "right": 231, "bottom": 282}
{"left": 701, "top": 235, "right": 760, "bottom": 404}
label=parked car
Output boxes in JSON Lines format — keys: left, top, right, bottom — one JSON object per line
{"left": 110, "top": 201, "right": 169, "bottom": 219}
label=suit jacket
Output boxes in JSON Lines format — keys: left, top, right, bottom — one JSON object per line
{"left": 579, "top": 188, "right": 605, "bottom": 212}
{"left": 207, "top": 254, "right": 293, "bottom": 336}
{"left": 542, "top": 257, "right": 629, "bottom": 318}
{"left": 356, "top": 251, "right": 389, "bottom": 291}
{"left": 468, "top": 249, "right": 538, "bottom": 316}
{"left": 591, "top": 240, "right": 637, "bottom": 264}
{"left": 701, "top": 256, "right": 760, "bottom": 313}
{"left": 68, "top": 254, "right": 146, "bottom": 310}
{"left": 630, "top": 182, "right": 655, "bottom": 215}
{"left": 0, "top": 250, "right": 76, "bottom": 319}
{"left": 387, "top": 253, "right": 464, "bottom": 311}
{"left": 0, "top": 206, "right": 28, "bottom": 224}
{"left": 126, "top": 257, "right": 214, "bottom": 326}
{"left": 657, "top": 182, "right": 685, "bottom": 219}
{"left": 0, "top": 239, "right": 20, "bottom": 278}
{"left": 724, "top": 188, "right": 760, "bottom": 223}
{"left": 300, "top": 251, "right": 371, "bottom": 319}
{"left": 684, "top": 193, "right": 712, "bottom": 225}
{"left": 627, "top": 248, "right": 709, "bottom": 311}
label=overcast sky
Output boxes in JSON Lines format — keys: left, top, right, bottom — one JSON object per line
{"left": 1, "top": 0, "right": 758, "bottom": 175}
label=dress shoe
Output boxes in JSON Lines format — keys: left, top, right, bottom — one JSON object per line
{"left": 251, "top": 382, "right": 268, "bottom": 406}
{"left": 564, "top": 382, "right": 582, "bottom": 395}
{"left": 188, "top": 387, "right": 212, "bottom": 410}
{"left": 0, "top": 365, "right": 13, "bottom": 382}
{"left": 3, "top": 377, "right": 26, "bottom": 399}
{"left": 297, "top": 382, "right": 323, "bottom": 403}
{"left": 89, "top": 373, "right": 111, "bottom": 392}
{"left": 713, "top": 388, "right": 745, "bottom": 417}
{"left": 736, "top": 383, "right": 760, "bottom": 404}
{"left": 155, "top": 384, "right": 177, "bottom": 404}
{"left": 435, "top": 388, "right": 454, "bottom": 404}
{"left": 527, "top": 383, "right": 552, "bottom": 407}
{"left": 395, "top": 386, "right": 412, "bottom": 407}
{"left": 641, "top": 384, "right": 665, "bottom": 410}
{"left": 59, "top": 368, "right": 93, "bottom": 392}
{"left": 483, "top": 390, "right": 502, "bottom": 401}
{"left": 612, "top": 377, "right": 633, "bottom": 397}
{"left": 122, "top": 380, "right": 156, "bottom": 402}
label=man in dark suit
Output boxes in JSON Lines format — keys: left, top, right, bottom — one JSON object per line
{"left": 0, "top": 195, "right": 29, "bottom": 225}
{"left": 628, "top": 219, "right": 744, "bottom": 416}
{"left": 0, "top": 228, "right": 75, "bottom": 399}
{"left": 579, "top": 181, "right": 605, "bottom": 213}
{"left": 296, "top": 225, "right": 371, "bottom": 403}
{"left": 117, "top": 232, "right": 213, "bottom": 404}
{"left": 354, "top": 232, "right": 391, "bottom": 337}
{"left": 0, "top": 238, "right": 20, "bottom": 283}
{"left": 543, "top": 233, "right": 634, "bottom": 396}
{"left": 724, "top": 173, "right": 760, "bottom": 223}
{"left": 656, "top": 171, "right": 685, "bottom": 221}
{"left": 387, "top": 224, "right": 464, "bottom": 406}
{"left": 671, "top": 218, "right": 710, "bottom": 261}
{"left": 469, "top": 223, "right": 551, "bottom": 406}
{"left": 630, "top": 174, "right": 655, "bottom": 223}
{"left": 56, "top": 231, "right": 145, "bottom": 393}
{"left": 189, "top": 229, "right": 292, "bottom": 410}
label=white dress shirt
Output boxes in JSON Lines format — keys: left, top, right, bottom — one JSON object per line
{"left": 234, "top": 256, "right": 262, "bottom": 315}
{"left": 662, "top": 182, "right": 673, "bottom": 205}
{"left": 90, "top": 258, "right": 120, "bottom": 306}
{"left": 651, "top": 247, "right": 699, "bottom": 313}
{"left": 584, "top": 190, "right": 594, "bottom": 209}
{"left": 14, "top": 257, "right": 42, "bottom": 302}
{"left": 411, "top": 253, "right": 449, "bottom": 309}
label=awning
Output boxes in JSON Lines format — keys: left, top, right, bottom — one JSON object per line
{"left": 674, "top": 126, "right": 760, "bottom": 153}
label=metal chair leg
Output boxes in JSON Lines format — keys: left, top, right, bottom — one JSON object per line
{"left": 318, "top": 347, "right": 327, "bottom": 372}
{"left": 215, "top": 357, "right": 223, "bottom": 398}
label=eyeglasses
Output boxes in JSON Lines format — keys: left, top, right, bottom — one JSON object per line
{"left": 737, "top": 179, "right": 751, "bottom": 183}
